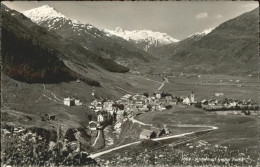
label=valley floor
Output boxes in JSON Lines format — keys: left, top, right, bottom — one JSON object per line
{"left": 1, "top": 72, "right": 259, "bottom": 166}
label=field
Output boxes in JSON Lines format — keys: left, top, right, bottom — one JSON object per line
{"left": 136, "top": 105, "right": 259, "bottom": 155}
{"left": 1, "top": 69, "right": 162, "bottom": 131}
{"left": 162, "top": 74, "right": 259, "bottom": 102}
{"left": 95, "top": 104, "right": 259, "bottom": 166}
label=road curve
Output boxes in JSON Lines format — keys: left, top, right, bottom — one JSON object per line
{"left": 88, "top": 125, "right": 218, "bottom": 159}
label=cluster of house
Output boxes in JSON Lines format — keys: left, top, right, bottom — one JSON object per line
{"left": 200, "top": 98, "right": 259, "bottom": 111}
{"left": 87, "top": 91, "right": 196, "bottom": 131}
{"left": 64, "top": 97, "right": 83, "bottom": 106}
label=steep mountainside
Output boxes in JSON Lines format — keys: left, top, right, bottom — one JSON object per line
{"left": 148, "top": 28, "right": 215, "bottom": 58}
{"left": 174, "top": 8, "right": 259, "bottom": 76}
{"left": 1, "top": 5, "right": 130, "bottom": 84}
{"left": 1, "top": 6, "right": 76, "bottom": 83}
{"left": 155, "top": 8, "right": 259, "bottom": 76}
{"left": 23, "top": 5, "right": 152, "bottom": 68}
{"left": 106, "top": 27, "right": 179, "bottom": 51}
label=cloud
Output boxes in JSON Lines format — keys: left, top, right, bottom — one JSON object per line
{"left": 215, "top": 14, "right": 223, "bottom": 19}
{"left": 195, "top": 12, "right": 209, "bottom": 19}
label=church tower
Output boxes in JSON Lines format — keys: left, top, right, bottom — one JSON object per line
{"left": 91, "top": 87, "right": 95, "bottom": 99}
{"left": 191, "top": 90, "right": 195, "bottom": 103}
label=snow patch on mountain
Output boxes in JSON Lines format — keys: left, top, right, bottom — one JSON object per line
{"left": 106, "top": 27, "right": 179, "bottom": 51}
{"left": 188, "top": 27, "right": 215, "bottom": 38}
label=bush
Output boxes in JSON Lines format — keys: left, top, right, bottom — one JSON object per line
{"left": 78, "top": 76, "right": 101, "bottom": 87}
{"left": 1, "top": 128, "right": 96, "bottom": 166}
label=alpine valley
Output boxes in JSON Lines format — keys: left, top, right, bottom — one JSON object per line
{"left": 1, "top": 3, "right": 259, "bottom": 167}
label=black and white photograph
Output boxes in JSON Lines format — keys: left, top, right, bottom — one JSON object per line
{"left": 1, "top": 1, "right": 259, "bottom": 166}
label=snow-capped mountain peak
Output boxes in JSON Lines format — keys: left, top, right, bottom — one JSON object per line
{"left": 23, "top": 5, "right": 90, "bottom": 33}
{"left": 106, "top": 27, "right": 179, "bottom": 51}
{"left": 23, "top": 5, "right": 69, "bottom": 24}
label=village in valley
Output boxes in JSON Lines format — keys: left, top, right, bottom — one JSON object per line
{"left": 1, "top": 2, "right": 259, "bottom": 166}
{"left": 2, "top": 72, "right": 259, "bottom": 166}
{"left": 59, "top": 76, "right": 259, "bottom": 148}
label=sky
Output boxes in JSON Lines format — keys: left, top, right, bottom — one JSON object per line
{"left": 3, "top": 1, "right": 258, "bottom": 40}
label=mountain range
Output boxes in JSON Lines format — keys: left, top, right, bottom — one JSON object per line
{"left": 1, "top": 5, "right": 131, "bottom": 84}
{"left": 106, "top": 27, "right": 179, "bottom": 51}
{"left": 23, "top": 5, "right": 152, "bottom": 69}
{"left": 2, "top": 4, "right": 258, "bottom": 84}
{"left": 23, "top": 5, "right": 180, "bottom": 52}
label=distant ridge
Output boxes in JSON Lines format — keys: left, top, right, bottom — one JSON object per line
{"left": 106, "top": 27, "right": 179, "bottom": 51}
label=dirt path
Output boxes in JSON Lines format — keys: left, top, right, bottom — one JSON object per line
{"left": 157, "top": 82, "right": 165, "bottom": 91}
{"left": 41, "top": 85, "right": 63, "bottom": 103}
{"left": 157, "top": 77, "right": 168, "bottom": 91}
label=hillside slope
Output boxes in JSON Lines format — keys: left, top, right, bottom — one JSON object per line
{"left": 148, "top": 8, "right": 258, "bottom": 76}
{"left": 169, "top": 7, "right": 259, "bottom": 76}
{"left": 148, "top": 28, "right": 215, "bottom": 59}
{"left": 1, "top": 5, "right": 130, "bottom": 84}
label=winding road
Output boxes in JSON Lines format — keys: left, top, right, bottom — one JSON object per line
{"left": 88, "top": 124, "right": 218, "bottom": 159}
{"left": 88, "top": 75, "right": 217, "bottom": 159}
{"left": 92, "top": 130, "right": 101, "bottom": 147}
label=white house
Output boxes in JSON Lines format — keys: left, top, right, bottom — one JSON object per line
{"left": 229, "top": 101, "right": 237, "bottom": 107}
{"left": 155, "top": 93, "right": 161, "bottom": 99}
{"left": 64, "top": 97, "right": 75, "bottom": 106}
{"left": 121, "top": 94, "right": 132, "bottom": 101}
{"left": 182, "top": 97, "right": 190, "bottom": 105}
{"left": 89, "top": 121, "right": 98, "bottom": 130}
{"left": 215, "top": 93, "right": 224, "bottom": 97}
{"left": 97, "top": 114, "right": 104, "bottom": 122}
{"left": 75, "top": 99, "right": 83, "bottom": 106}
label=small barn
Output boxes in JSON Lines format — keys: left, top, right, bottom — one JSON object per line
{"left": 151, "top": 127, "right": 166, "bottom": 137}
{"left": 49, "top": 115, "right": 56, "bottom": 120}
{"left": 140, "top": 129, "right": 156, "bottom": 139}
